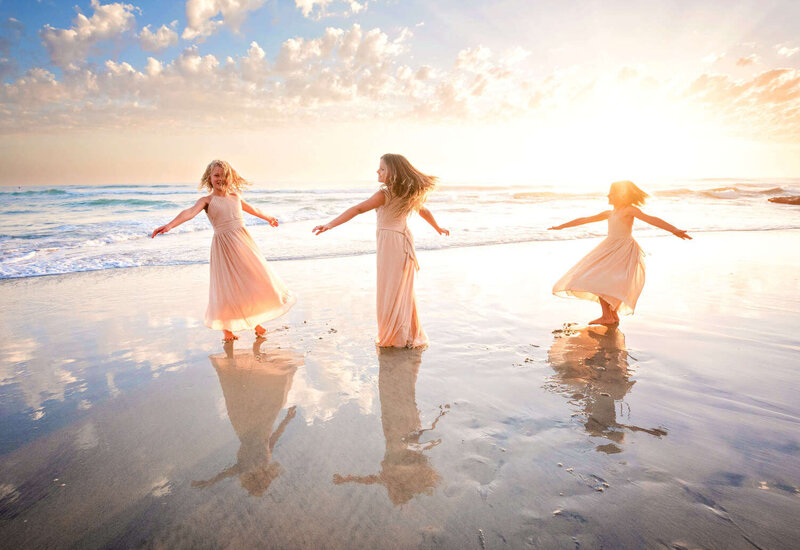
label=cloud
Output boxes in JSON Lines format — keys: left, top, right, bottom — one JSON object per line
{"left": 182, "top": 0, "right": 267, "bottom": 41}
{"left": 1, "top": 24, "right": 414, "bottom": 129}
{"left": 5, "top": 26, "right": 800, "bottom": 143}
{"left": 684, "top": 68, "right": 800, "bottom": 140}
{"left": 701, "top": 52, "right": 725, "bottom": 64}
{"left": 239, "top": 41, "right": 269, "bottom": 84}
{"left": 294, "top": 0, "right": 367, "bottom": 19}
{"left": 39, "top": 0, "right": 137, "bottom": 67}
{"left": 776, "top": 44, "right": 799, "bottom": 58}
{"left": 139, "top": 21, "right": 178, "bottom": 52}
{"left": 736, "top": 54, "right": 759, "bottom": 67}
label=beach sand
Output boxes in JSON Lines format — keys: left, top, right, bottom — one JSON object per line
{"left": 1, "top": 229, "right": 799, "bottom": 549}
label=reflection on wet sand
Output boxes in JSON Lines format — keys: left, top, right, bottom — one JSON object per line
{"left": 193, "top": 339, "right": 301, "bottom": 496}
{"left": 546, "top": 324, "right": 666, "bottom": 454}
{"left": 334, "top": 347, "right": 448, "bottom": 505}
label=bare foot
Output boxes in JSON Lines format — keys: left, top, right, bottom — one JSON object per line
{"left": 589, "top": 316, "right": 618, "bottom": 325}
{"left": 255, "top": 325, "right": 267, "bottom": 338}
{"left": 223, "top": 330, "right": 238, "bottom": 342}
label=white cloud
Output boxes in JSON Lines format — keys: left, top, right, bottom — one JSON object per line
{"left": 139, "top": 21, "right": 178, "bottom": 52}
{"left": 1, "top": 24, "right": 415, "bottom": 129}
{"left": 239, "top": 41, "right": 269, "bottom": 84}
{"left": 40, "top": 0, "right": 137, "bottom": 67}
{"left": 294, "top": 0, "right": 368, "bottom": 19}
{"left": 701, "top": 52, "right": 725, "bottom": 65}
{"left": 7, "top": 26, "right": 800, "bottom": 143}
{"left": 182, "top": 0, "right": 267, "bottom": 41}
{"left": 684, "top": 68, "right": 800, "bottom": 140}
{"left": 456, "top": 45, "right": 492, "bottom": 71}
{"left": 501, "top": 46, "right": 531, "bottom": 66}
{"left": 776, "top": 44, "right": 799, "bottom": 58}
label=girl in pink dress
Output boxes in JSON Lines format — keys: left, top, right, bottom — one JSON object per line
{"left": 549, "top": 180, "right": 691, "bottom": 325}
{"left": 152, "top": 160, "right": 296, "bottom": 342}
{"left": 312, "top": 154, "right": 449, "bottom": 348}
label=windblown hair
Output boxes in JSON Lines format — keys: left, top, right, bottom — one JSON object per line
{"left": 609, "top": 180, "right": 649, "bottom": 207}
{"left": 199, "top": 159, "right": 250, "bottom": 194}
{"left": 380, "top": 154, "right": 438, "bottom": 215}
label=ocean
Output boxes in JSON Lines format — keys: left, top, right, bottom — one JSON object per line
{"left": 1, "top": 178, "right": 799, "bottom": 279}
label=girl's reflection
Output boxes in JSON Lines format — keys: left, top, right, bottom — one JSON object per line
{"left": 546, "top": 325, "right": 666, "bottom": 453}
{"left": 193, "top": 339, "right": 301, "bottom": 496}
{"left": 334, "top": 347, "right": 448, "bottom": 505}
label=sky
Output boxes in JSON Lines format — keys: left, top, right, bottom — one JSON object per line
{"left": 1, "top": 0, "right": 800, "bottom": 186}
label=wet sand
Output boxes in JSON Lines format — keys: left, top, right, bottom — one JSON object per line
{"left": 1, "top": 230, "right": 799, "bottom": 548}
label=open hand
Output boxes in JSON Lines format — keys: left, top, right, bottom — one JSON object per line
{"left": 312, "top": 224, "right": 331, "bottom": 235}
{"left": 674, "top": 229, "right": 692, "bottom": 240}
{"left": 438, "top": 227, "right": 450, "bottom": 236}
{"left": 266, "top": 216, "right": 279, "bottom": 227}
{"left": 151, "top": 225, "right": 169, "bottom": 238}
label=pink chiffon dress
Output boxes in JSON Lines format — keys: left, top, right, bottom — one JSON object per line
{"left": 553, "top": 209, "right": 646, "bottom": 315}
{"left": 375, "top": 188, "right": 428, "bottom": 348}
{"left": 204, "top": 194, "right": 296, "bottom": 331}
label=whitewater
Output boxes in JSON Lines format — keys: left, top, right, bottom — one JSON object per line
{"left": 1, "top": 179, "right": 799, "bottom": 279}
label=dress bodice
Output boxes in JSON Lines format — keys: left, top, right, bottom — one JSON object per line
{"left": 376, "top": 188, "right": 411, "bottom": 232}
{"left": 207, "top": 194, "right": 245, "bottom": 233}
{"left": 607, "top": 209, "right": 634, "bottom": 240}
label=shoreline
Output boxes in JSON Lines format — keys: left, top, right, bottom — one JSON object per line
{"left": 3, "top": 225, "right": 800, "bottom": 283}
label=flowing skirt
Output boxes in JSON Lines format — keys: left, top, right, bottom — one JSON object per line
{"left": 376, "top": 229, "right": 428, "bottom": 348}
{"left": 553, "top": 236, "right": 645, "bottom": 315}
{"left": 205, "top": 227, "right": 296, "bottom": 331}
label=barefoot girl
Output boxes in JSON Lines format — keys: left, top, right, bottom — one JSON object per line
{"left": 312, "top": 154, "right": 449, "bottom": 348}
{"left": 152, "top": 160, "right": 296, "bottom": 341}
{"left": 549, "top": 180, "right": 690, "bottom": 325}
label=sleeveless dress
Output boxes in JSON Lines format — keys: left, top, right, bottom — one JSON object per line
{"left": 552, "top": 209, "right": 645, "bottom": 315}
{"left": 375, "top": 189, "right": 428, "bottom": 348}
{"left": 204, "top": 194, "right": 296, "bottom": 331}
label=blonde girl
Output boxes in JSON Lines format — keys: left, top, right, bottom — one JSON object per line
{"left": 312, "top": 154, "right": 449, "bottom": 348}
{"left": 549, "top": 180, "right": 690, "bottom": 325}
{"left": 152, "top": 160, "right": 296, "bottom": 341}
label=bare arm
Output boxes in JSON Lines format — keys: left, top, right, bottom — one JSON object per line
{"left": 548, "top": 210, "right": 610, "bottom": 230}
{"left": 191, "top": 463, "right": 241, "bottom": 488}
{"left": 241, "top": 198, "right": 279, "bottom": 227}
{"left": 631, "top": 207, "right": 691, "bottom": 239}
{"left": 268, "top": 406, "right": 296, "bottom": 451}
{"left": 312, "top": 191, "right": 385, "bottom": 235}
{"left": 332, "top": 473, "right": 381, "bottom": 485}
{"left": 151, "top": 197, "right": 209, "bottom": 238}
{"left": 418, "top": 206, "right": 449, "bottom": 236}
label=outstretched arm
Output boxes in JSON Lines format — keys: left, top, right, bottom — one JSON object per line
{"left": 191, "top": 463, "right": 241, "bottom": 488}
{"left": 418, "top": 206, "right": 449, "bottom": 236}
{"left": 268, "top": 406, "right": 297, "bottom": 452}
{"left": 332, "top": 473, "right": 381, "bottom": 485}
{"left": 151, "top": 197, "right": 209, "bottom": 238}
{"left": 548, "top": 210, "right": 611, "bottom": 230}
{"left": 631, "top": 207, "right": 691, "bottom": 239}
{"left": 312, "top": 191, "right": 385, "bottom": 235}
{"left": 241, "top": 198, "right": 279, "bottom": 227}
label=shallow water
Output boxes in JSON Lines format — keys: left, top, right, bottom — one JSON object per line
{"left": 0, "top": 231, "right": 799, "bottom": 548}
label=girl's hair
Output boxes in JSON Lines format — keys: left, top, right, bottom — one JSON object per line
{"left": 609, "top": 180, "right": 648, "bottom": 207}
{"left": 381, "top": 154, "right": 438, "bottom": 214}
{"left": 199, "top": 159, "right": 250, "bottom": 193}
